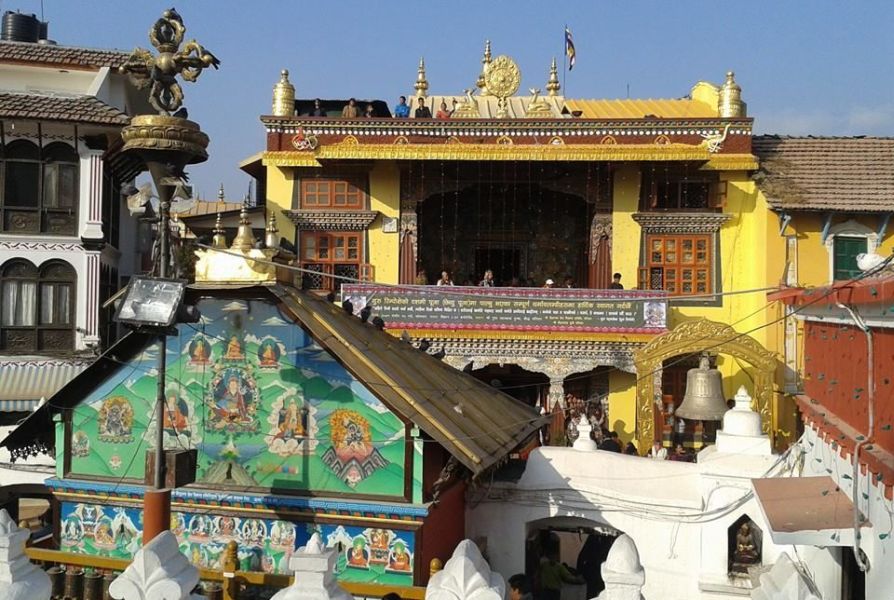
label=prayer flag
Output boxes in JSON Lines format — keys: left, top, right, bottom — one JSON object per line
{"left": 565, "top": 26, "right": 576, "bottom": 71}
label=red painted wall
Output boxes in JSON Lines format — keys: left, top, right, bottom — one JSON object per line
{"left": 803, "top": 321, "right": 894, "bottom": 453}
{"left": 418, "top": 480, "right": 466, "bottom": 586}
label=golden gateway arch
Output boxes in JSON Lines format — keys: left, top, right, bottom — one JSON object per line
{"left": 633, "top": 318, "right": 777, "bottom": 452}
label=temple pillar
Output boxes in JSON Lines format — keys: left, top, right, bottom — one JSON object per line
{"left": 611, "top": 165, "right": 641, "bottom": 290}
{"left": 368, "top": 161, "right": 400, "bottom": 284}
{"left": 608, "top": 370, "right": 637, "bottom": 446}
{"left": 79, "top": 150, "right": 104, "bottom": 243}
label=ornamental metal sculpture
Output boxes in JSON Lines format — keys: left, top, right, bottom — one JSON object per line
{"left": 119, "top": 7, "right": 220, "bottom": 115}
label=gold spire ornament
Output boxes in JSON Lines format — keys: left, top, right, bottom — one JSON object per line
{"left": 119, "top": 8, "right": 220, "bottom": 115}
{"left": 546, "top": 57, "right": 561, "bottom": 96}
{"left": 264, "top": 211, "right": 280, "bottom": 250}
{"left": 477, "top": 40, "right": 492, "bottom": 95}
{"left": 211, "top": 213, "right": 227, "bottom": 248}
{"left": 414, "top": 58, "right": 429, "bottom": 98}
{"left": 217, "top": 183, "right": 225, "bottom": 201}
{"left": 230, "top": 203, "right": 256, "bottom": 251}
{"left": 272, "top": 69, "right": 296, "bottom": 117}
{"left": 718, "top": 71, "right": 746, "bottom": 118}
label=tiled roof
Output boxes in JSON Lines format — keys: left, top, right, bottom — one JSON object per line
{"left": 753, "top": 136, "right": 894, "bottom": 212}
{"left": 0, "top": 40, "right": 129, "bottom": 69}
{"left": 0, "top": 92, "right": 130, "bottom": 125}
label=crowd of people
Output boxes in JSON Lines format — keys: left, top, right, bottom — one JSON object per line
{"left": 306, "top": 96, "right": 463, "bottom": 120}
{"left": 415, "top": 268, "right": 625, "bottom": 290}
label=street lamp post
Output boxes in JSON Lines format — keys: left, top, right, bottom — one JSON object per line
{"left": 115, "top": 8, "right": 218, "bottom": 544}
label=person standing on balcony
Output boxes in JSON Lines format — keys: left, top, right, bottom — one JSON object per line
{"left": 543, "top": 278, "right": 556, "bottom": 289}
{"left": 479, "top": 269, "right": 495, "bottom": 287}
{"left": 436, "top": 271, "right": 454, "bottom": 286}
{"left": 309, "top": 98, "right": 326, "bottom": 116}
{"left": 394, "top": 96, "right": 410, "bottom": 118}
{"left": 436, "top": 101, "right": 451, "bottom": 119}
{"left": 363, "top": 103, "right": 375, "bottom": 118}
{"left": 342, "top": 98, "right": 359, "bottom": 118}
{"left": 609, "top": 273, "right": 624, "bottom": 289}
{"left": 415, "top": 97, "right": 433, "bottom": 118}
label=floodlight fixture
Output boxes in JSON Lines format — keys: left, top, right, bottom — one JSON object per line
{"left": 115, "top": 276, "right": 187, "bottom": 329}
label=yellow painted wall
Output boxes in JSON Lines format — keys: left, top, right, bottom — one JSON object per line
{"left": 611, "top": 164, "right": 641, "bottom": 290}
{"left": 608, "top": 370, "right": 637, "bottom": 445}
{"left": 367, "top": 162, "right": 401, "bottom": 284}
{"left": 266, "top": 166, "right": 295, "bottom": 243}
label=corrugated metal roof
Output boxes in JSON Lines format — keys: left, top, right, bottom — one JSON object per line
{"left": 0, "top": 360, "right": 90, "bottom": 411}
{"left": 412, "top": 94, "right": 567, "bottom": 119}
{"left": 271, "top": 285, "right": 546, "bottom": 476}
{"left": 565, "top": 98, "right": 718, "bottom": 119}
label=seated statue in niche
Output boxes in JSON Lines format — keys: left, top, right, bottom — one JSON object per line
{"left": 732, "top": 522, "right": 760, "bottom": 572}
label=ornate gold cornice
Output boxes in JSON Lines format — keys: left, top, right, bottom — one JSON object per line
{"left": 262, "top": 143, "right": 726, "bottom": 167}
{"left": 701, "top": 154, "right": 758, "bottom": 170}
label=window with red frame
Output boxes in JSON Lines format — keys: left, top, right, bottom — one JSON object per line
{"left": 301, "top": 232, "right": 364, "bottom": 291}
{"left": 300, "top": 178, "right": 366, "bottom": 209}
{"left": 638, "top": 234, "right": 712, "bottom": 296}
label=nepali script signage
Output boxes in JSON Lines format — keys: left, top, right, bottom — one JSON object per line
{"left": 342, "top": 285, "right": 668, "bottom": 333}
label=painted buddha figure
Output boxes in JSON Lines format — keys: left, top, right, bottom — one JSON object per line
{"left": 224, "top": 336, "right": 244, "bottom": 360}
{"left": 260, "top": 342, "right": 278, "bottom": 366}
{"left": 192, "top": 337, "right": 209, "bottom": 363}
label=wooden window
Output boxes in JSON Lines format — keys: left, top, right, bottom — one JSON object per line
{"left": 638, "top": 234, "right": 713, "bottom": 297}
{"left": 832, "top": 236, "right": 867, "bottom": 281}
{"left": 0, "top": 140, "right": 79, "bottom": 235}
{"left": 0, "top": 259, "right": 75, "bottom": 352}
{"left": 641, "top": 167, "right": 723, "bottom": 211}
{"left": 300, "top": 177, "right": 365, "bottom": 209}
{"left": 301, "top": 232, "right": 366, "bottom": 291}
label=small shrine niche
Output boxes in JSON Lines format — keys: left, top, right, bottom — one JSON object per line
{"left": 727, "top": 514, "right": 762, "bottom": 576}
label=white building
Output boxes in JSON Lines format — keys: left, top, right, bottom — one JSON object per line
{"left": 467, "top": 389, "right": 829, "bottom": 599}
{"left": 0, "top": 19, "right": 149, "bottom": 418}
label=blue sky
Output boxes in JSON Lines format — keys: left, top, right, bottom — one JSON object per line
{"left": 19, "top": 0, "right": 894, "bottom": 201}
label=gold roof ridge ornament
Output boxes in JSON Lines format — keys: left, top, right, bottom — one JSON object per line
{"left": 477, "top": 40, "right": 492, "bottom": 95}
{"left": 272, "top": 69, "right": 295, "bottom": 117}
{"left": 119, "top": 7, "right": 220, "bottom": 115}
{"left": 484, "top": 55, "right": 521, "bottom": 119}
{"left": 546, "top": 57, "right": 561, "bottom": 97}
{"left": 525, "top": 88, "right": 551, "bottom": 118}
{"left": 452, "top": 87, "right": 481, "bottom": 119}
{"left": 414, "top": 57, "right": 429, "bottom": 98}
{"left": 718, "top": 70, "right": 745, "bottom": 118}
{"left": 231, "top": 202, "right": 256, "bottom": 251}
{"left": 211, "top": 212, "right": 227, "bottom": 248}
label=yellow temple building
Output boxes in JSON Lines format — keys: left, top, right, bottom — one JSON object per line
{"left": 242, "top": 44, "right": 799, "bottom": 452}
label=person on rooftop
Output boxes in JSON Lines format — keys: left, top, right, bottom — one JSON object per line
{"left": 436, "top": 101, "right": 451, "bottom": 119}
{"left": 478, "top": 269, "right": 495, "bottom": 287}
{"left": 342, "top": 98, "right": 359, "bottom": 118}
{"left": 436, "top": 270, "right": 454, "bottom": 286}
{"left": 363, "top": 103, "right": 375, "bottom": 118}
{"left": 415, "top": 97, "right": 433, "bottom": 118}
{"left": 609, "top": 272, "right": 624, "bottom": 289}
{"left": 394, "top": 95, "right": 410, "bottom": 118}
{"left": 543, "top": 278, "right": 556, "bottom": 289}
{"left": 309, "top": 98, "right": 326, "bottom": 117}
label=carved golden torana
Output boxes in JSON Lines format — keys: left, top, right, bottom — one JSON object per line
{"left": 632, "top": 318, "right": 777, "bottom": 454}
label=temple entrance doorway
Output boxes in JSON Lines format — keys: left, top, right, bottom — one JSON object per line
{"left": 471, "top": 364, "right": 547, "bottom": 408}
{"left": 474, "top": 245, "right": 522, "bottom": 286}
{"left": 526, "top": 516, "right": 621, "bottom": 600}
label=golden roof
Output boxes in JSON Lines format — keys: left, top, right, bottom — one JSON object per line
{"left": 565, "top": 97, "right": 718, "bottom": 119}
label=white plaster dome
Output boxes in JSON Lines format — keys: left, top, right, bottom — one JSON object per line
{"left": 722, "top": 385, "right": 762, "bottom": 437}
{"left": 604, "top": 533, "right": 642, "bottom": 573}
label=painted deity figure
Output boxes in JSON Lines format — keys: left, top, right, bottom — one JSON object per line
{"left": 163, "top": 393, "right": 189, "bottom": 434}
{"left": 388, "top": 542, "right": 411, "bottom": 572}
{"left": 259, "top": 340, "right": 279, "bottom": 367}
{"left": 216, "top": 375, "right": 251, "bottom": 423}
{"left": 348, "top": 538, "right": 369, "bottom": 568}
{"left": 191, "top": 337, "right": 210, "bottom": 363}
{"left": 276, "top": 398, "right": 306, "bottom": 439}
{"left": 224, "top": 335, "right": 244, "bottom": 360}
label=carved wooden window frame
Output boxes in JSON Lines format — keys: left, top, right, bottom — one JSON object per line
{"left": 0, "top": 140, "right": 79, "bottom": 236}
{"left": 300, "top": 177, "right": 367, "bottom": 210}
{"left": 300, "top": 231, "right": 366, "bottom": 292}
{"left": 0, "top": 258, "right": 76, "bottom": 352}
{"left": 638, "top": 233, "right": 713, "bottom": 297}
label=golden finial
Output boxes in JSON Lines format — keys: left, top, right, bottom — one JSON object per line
{"left": 217, "top": 183, "right": 225, "bottom": 201}
{"left": 118, "top": 8, "right": 220, "bottom": 115}
{"left": 414, "top": 57, "right": 429, "bottom": 98}
{"left": 264, "top": 211, "right": 280, "bottom": 250}
{"left": 211, "top": 213, "right": 227, "bottom": 248}
{"left": 272, "top": 69, "right": 296, "bottom": 117}
{"left": 718, "top": 70, "right": 745, "bottom": 118}
{"left": 477, "top": 40, "right": 492, "bottom": 95}
{"left": 230, "top": 202, "right": 256, "bottom": 251}
{"left": 546, "top": 57, "right": 561, "bottom": 96}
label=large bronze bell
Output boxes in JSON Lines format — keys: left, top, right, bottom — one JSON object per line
{"left": 676, "top": 355, "right": 729, "bottom": 421}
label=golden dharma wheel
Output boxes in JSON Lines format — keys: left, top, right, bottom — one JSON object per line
{"left": 484, "top": 55, "right": 521, "bottom": 99}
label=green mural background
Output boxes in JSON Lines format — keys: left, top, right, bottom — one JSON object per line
{"left": 68, "top": 297, "right": 415, "bottom": 498}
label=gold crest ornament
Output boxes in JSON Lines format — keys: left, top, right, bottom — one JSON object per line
{"left": 484, "top": 55, "right": 521, "bottom": 118}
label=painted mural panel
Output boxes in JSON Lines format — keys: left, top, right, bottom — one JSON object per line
{"left": 68, "top": 297, "right": 410, "bottom": 497}
{"left": 59, "top": 501, "right": 415, "bottom": 585}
